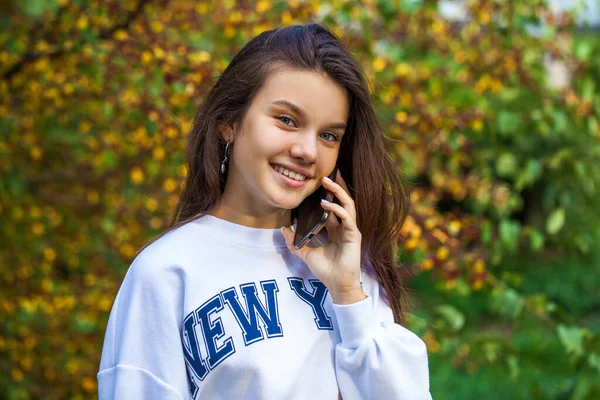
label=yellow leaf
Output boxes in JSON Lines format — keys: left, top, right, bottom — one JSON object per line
{"left": 76, "top": 16, "right": 88, "bottom": 30}
{"left": 395, "top": 111, "right": 408, "bottom": 123}
{"left": 395, "top": 63, "right": 411, "bottom": 77}
{"left": 114, "top": 30, "right": 128, "bottom": 41}
{"left": 32, "top": 222, "right": 45, "bottom": 236}
{"left": 11, "top": 369, "right": 24, "bottom": 382}
{"left": 372, "top": 57, "right": 387, "bottom": 73}
{"left": 150, "top": 217, "right": 163, "bottom": 229}
{"left": 282, "top": 11, "right": 293, "bottom": 25}
{"left": 82, "top": 377, "right": 97, "bottom": 392}
{"left": 151, "top": 21, "right": 164, "bottom": 33}
{"left": 43, "top": 248, "right": 56, "bottom": 262}
{"left": 30, "top": 146, "right": 42, "bottom": 160}
{"left": 436, "top": 246, "right": 449, "bottom": 261}
{"left": 163, "top": 178, "right": 177, "bottom": 192}
{"left": 195, "top": 3, "right": 208, "bottom": 14}
{"left": 130, "top": 167, "right": 144, "bottom": 184}
{"left": 145, "top": 198, "right": 159, "bottom": 212}
{"left": 256, "top": 0, "right": 271, "bottom": 13}
{"left": 421, "top": 259, "right": 434, "bottom": 271}
{"left": 153, "top": 147, "right": 165, "bottom": 161}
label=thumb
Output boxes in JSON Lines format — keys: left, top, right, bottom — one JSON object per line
{"left": 281, "top": 226, "right": 295, "bottom": 249}
{"left": 280, "top": 226, "right": 310, "bottom": 262}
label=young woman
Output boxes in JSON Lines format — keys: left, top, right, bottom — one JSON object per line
{"left": 98, "top": 23, "right": 431, "bottom": 399}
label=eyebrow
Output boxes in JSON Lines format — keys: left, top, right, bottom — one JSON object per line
{"left": 270, "top": 99, "right": 347, "bottom": 131}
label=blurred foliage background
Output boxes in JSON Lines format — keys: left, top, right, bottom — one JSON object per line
{"left": 1, "top": 0, "right": 599, "bottom": 399}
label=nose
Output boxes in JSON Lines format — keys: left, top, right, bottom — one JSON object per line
{"left": 289, "top": 131, "right": 318, "bottom": 164}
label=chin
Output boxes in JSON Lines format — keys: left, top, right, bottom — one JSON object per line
{"left": 271, "top": 196, "right": 304, "bottom": 211}
{"left": 264, "top": 177, "right": 320, "bottom": 211}
{"left": 267, "top": 190, "right": 309, "bottom": 211}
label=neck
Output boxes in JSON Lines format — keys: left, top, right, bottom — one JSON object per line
{"left": 209, "top": 200, "right": 291, "bottom": 229}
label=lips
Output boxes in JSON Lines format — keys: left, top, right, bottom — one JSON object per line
{"left": 270, "top": 164, "right": 309, "bottom": 189}
{"left": 272, "top": 164, "right": 307, "bottom": 181}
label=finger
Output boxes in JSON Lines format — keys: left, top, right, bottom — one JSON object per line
{"left": 322, "top": 176, "right": 356, "bottom": 220}
{"left": 335, "top": 169, "right": 351, "bottom": 196}
{"left": 320, "top": 199, "right": 359, "bottom": 235}
{"left": 281, "top": 226, "right": 311, "bottom": 262}
{"left": 326, "top": 210, "right": 340, "bottom": 230}
{"left": 324, "top": 209, "right": 340, "bottom": 240}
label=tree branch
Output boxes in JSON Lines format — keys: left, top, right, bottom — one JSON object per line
{"left": 2, "top": 0, "right": 151, "bottom": 81}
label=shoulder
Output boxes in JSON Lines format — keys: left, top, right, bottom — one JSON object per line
{"left": 124, "top": 218, "right": 210, "bottom": 286}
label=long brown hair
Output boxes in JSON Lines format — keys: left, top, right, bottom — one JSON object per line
{"left": 136, "top": 23, "right": 411, "bottom": 324}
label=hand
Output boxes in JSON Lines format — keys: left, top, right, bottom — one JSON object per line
{"left": 281, "top": 170, "right": 367, "bottom": 305}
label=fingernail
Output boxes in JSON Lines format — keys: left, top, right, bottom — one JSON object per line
{"left": 323, "top": 177, "right": 333, "bottom": 183}
{"left": 290, "top": 224, "right": 296, "bottom": 232}
{"left": 321, "top": 199, "right": 330, "bottom": 204}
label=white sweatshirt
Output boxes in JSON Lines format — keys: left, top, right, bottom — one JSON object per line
{"left": 98, "top": 214, "right": 432, "bottom": 400}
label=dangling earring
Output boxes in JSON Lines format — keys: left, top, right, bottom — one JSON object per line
{"left": 220, "top": 142, "right": 231, "bottom": 174}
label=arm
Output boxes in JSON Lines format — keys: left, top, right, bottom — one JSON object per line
{"left": 97, "top": 253, "right": 188, "bottom": 400}
{"left": 332, "top": 271, "right": 432, "bottom": 400}
{"left": 281, "top": 170, "right": 432, "bottom": 399}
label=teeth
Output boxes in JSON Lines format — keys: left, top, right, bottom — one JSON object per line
{"left": 273, "top": 165, "right": 306, "bottom": 181}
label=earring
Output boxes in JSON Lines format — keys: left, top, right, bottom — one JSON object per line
{"left": 220, "top": 142, "right": 231, "bottom": 174}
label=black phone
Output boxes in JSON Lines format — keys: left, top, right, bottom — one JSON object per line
{"left": 292, "top": 167, "right": 338, "bottom": 249}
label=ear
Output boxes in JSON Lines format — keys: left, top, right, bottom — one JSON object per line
{"left": 219, "top": 121, "right": 237, "bottom": 143}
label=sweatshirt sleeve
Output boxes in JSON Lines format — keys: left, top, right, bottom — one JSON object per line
{"left": 331, "top": 262, "right": 432, "bottom": 400}
{"left": 97, "top": 252, "right": 189, "bottom": 400}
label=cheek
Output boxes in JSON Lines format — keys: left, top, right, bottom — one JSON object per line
{"left": 257, "top": 133, "right": 291, "bottom": 159}
{"left": 234, "top": 131, "right": 285, "bottom": 175}
{"left": 318, "top": 153, "right": 339, "bottom": 176}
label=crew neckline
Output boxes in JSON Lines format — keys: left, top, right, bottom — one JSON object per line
{"left": 193, "top": 214, "right": 289, "bottom": 249}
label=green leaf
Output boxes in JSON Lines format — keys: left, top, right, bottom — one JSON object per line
{"left": 499, "top": 219, "right": 521, "bottom": 252}
{"left": 528, "top": 229, "right": 545, "bottom": 251}
{"left": 546, "top": 208, "right": 565, "bottom": 235}
{"left": 483, "top": 342, "right": 501, "bottom": 363}
{"left": 588, "top": 353, "right": 600, "bottom": 375}
{"left": 75, "top": 315, "right": 96, "bottom": 333}
{"left": 490, "top": 287, "right": 524, "bottom": 319}
{"left": 515, "top": 159, "right": 542, "bottom": 190}
{"left": 588, "top": 117, "right": 599, "bottom": 137}
{"left": 149, "top": 71, "right": 165, "bottom": 98}
{"left": 497, "top": 111, "right": 519, "bottom": 135}
{"left": 551, "top": 109, "right": 568, "bottom": 133}
{"left": 556, "top": 324, "right": 584, "bottom": 358}
{"left": 480, "top": 220, "right": 493, "bottom": 244}
{"left": 496, "top": 153, "right": 518, "bottom": 178}
{"left": 434, "top": 304, "right": 465, "bottom": 331}
{"left": 405, "top": 313, "right": 428, "bottom": 334}
{"left": 400, "top": 0, "right": 423, "bottom": 14}
{"left": 507, "top": 355, "right": 520, "bottom": 381}
{"left": 102, "top": 216, "right": 116, "bottom": 233}
{"left": 581, "top": 77, "right": 596, "bottom": 102}
{"left": 18, "top": 0, "right": 57, "bottom": 17}
{"left": 99, "top": 150, "right": 119, "bottom": 169}
{"left": 574, "top": 40, "right": 593, "bottom": 61}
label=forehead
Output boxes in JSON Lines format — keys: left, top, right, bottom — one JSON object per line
{"left": 252, "top": 68, "right": 349, "bottom": 122}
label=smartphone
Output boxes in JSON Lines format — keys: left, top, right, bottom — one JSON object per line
{"left": 292, "top": 167, "right": 338, "bottom": 249}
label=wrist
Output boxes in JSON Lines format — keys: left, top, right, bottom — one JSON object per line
{"left": 330, "top": 287, "right": 368, "bottom": 305}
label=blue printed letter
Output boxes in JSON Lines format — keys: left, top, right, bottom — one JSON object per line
{"left": 182, "top": 312, "right": 207, "bottom": 395}
{"left": 222, "top": 280, "right": 283, "bottom": 346}
{"left": 196, "top": 294, "right": 235, "bottom": 370}
{"left": 288, "top": 278, "right": 333, "bottom": 330}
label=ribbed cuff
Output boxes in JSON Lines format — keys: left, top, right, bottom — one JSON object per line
{"left": 332, "top": 295, "right": 376, "bottom": 349}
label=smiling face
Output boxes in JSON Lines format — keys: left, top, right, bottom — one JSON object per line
{"left": 217, "top": 67, "right": 350, "bottom": 226}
